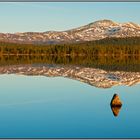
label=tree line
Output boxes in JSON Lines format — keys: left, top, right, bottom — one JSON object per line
{"left": 0, "top": 37, "right": 140, "bottom": 56}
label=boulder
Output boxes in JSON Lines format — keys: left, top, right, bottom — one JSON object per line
{"left": 110, "top": 94, "right": 122, "bottom": 107}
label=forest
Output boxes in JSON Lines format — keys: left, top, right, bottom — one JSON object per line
{"left": 0, "top": 37, "right": 139, "bottom": 56}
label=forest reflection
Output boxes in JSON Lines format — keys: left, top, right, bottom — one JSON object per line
{"left": 0, "top": 55, "right": 139, "bottom": 72}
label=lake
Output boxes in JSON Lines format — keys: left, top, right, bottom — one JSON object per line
{"left": 0, "top": 56, "right": 139, "bottom": 138}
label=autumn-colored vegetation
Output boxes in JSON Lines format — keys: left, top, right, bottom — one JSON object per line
{"left": 0, "top": 37, "right": 139, "bottom": 56}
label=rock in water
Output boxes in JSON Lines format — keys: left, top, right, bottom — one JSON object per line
{"left": 110, "top": 94, "right": 122, "bottom": 107}
{"left": 110, "top": 94, "right": 122, "bottom": 117}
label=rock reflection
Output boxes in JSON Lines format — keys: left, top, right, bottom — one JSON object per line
{"left": 111, "top": 106, "right": 122, "bottom": 117}
{"left": 110, "top": 94, "right": 122, "bottom": 117}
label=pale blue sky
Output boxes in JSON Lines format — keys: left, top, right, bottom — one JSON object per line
{"left": 0, "top": 2, "right": 140, "bottom": 33}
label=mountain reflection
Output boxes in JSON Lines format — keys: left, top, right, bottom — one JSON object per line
{"left": 0, "top": 63, "right": 139, "bottom": 88}
{"left": 0, "top": 64, "right": 140, "bottom": 88}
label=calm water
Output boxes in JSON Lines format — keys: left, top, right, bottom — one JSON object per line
{"left": 0, "top": 74, "right": 140, "bottom": 138}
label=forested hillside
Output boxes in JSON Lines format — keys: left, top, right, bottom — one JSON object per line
{"left": 0, "top": 37, "right": 139, "bottom": 55}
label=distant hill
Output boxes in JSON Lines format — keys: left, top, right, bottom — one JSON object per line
{"left": 0, "top": 19, "right": 140, "bottom": 44}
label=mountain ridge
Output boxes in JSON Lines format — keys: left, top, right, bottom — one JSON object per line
{"left": 0, "top": 19, "right": 140, "bottom": 44}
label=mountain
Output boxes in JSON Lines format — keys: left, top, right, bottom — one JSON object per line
{"left": 0, "top": 64, "right": 140, "bottom": 88}
{"left": 0, "top": 19, "right": 140, "bottom": 44}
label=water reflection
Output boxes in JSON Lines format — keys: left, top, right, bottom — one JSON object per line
{"left": 0, "top": 56, "right": 138, "bottom": 118}
{"left": 0, "top": 64, "right": 139, "bottom": 88}
{"left": 111, "top": 106, "right": 122, "bottom": 117}
{"left": 0, "top": 54, "right": 139, "bottom": 138}
{"left": 0, "top": 55, "right": 139, "bottom": 72}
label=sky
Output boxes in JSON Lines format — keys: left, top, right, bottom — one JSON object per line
{"left": 0, "top": 2, "right": 140, "bottom": 33}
